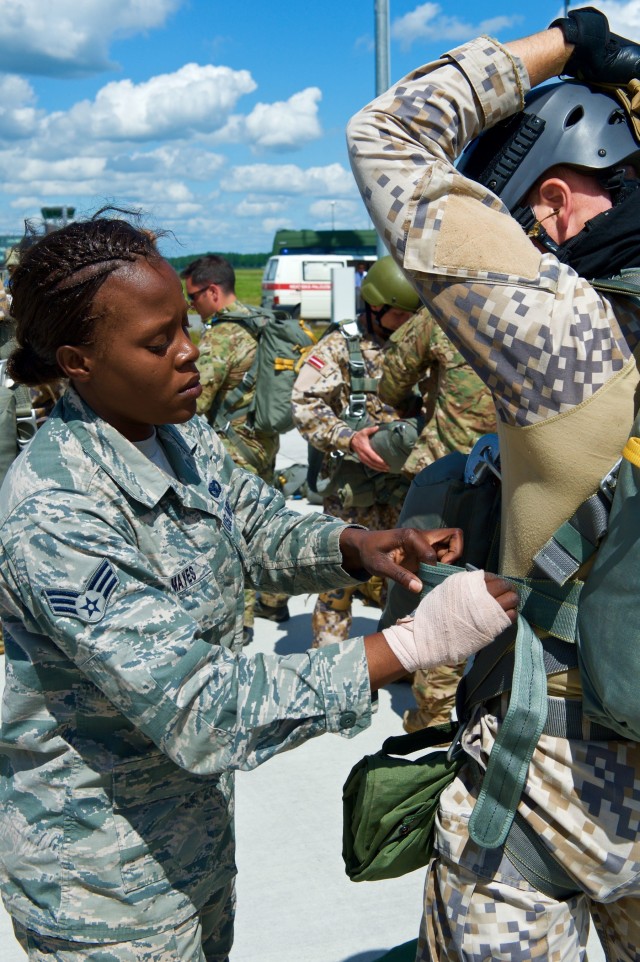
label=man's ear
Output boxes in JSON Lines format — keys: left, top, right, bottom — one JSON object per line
{"left": 536, "top": 177, "right": 572, "bottom": 236}
{"left": 56, "top": 345, "right": 94, "bottom": 381}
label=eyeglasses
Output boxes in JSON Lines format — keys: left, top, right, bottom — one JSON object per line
{"left": 186, "top": 285, "right": 211, "bottom": 303}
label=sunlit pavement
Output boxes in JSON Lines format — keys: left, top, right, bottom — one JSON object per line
{"left": 0, "top": 431, "right": 606, "bottom": 962}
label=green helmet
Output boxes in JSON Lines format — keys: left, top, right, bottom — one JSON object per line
{"left": 360, "top": 256, "right": 421, "bottom": 313}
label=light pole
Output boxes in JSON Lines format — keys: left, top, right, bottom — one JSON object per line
{"left": 374, "top": 0, "right": 390, "bottom": 258}
{"left": 331, "top": 200, "right": 336, "bottom": 231}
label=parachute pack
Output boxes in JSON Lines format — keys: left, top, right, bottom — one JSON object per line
{"left": 213, "top": 308, "right": 317, "bottom": 436}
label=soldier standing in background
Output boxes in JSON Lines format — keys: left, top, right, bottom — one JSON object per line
{"left": 182, "top": 255, "right": 289, "bottom": 638}
{"left": 291, "top": 256, "right": 420, "bottom": 647}
{"left": 377, "top": 307, "right": 497, "bottom": 732}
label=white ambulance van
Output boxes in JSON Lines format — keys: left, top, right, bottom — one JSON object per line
{"left": 261, "top": 254, "right": 375, "bottom": 320}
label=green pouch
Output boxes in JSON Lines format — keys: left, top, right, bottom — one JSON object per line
{"left": 342, "top": 723, "right": 460, "bottom": 882}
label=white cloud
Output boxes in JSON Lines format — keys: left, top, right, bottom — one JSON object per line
{"left": 262, "top": 217, "right": 294, "bottom": 235}
{"left": 219, "top": 88, "right": 322, "bottom": 152}
{"left": 391, "top": 3, "right": 522, "bottom": 48}
{"left": 235, "top": 199, "right": 287, "bottom": 218}
{"left": 42, "top": 64, "right": 257, "bottom": 145}
{"left": 107, "top": 146, "right": 225, "bottom": 181}
{"left": 0, "top": 0, "right": 184, "bottom": 76}
{"left": 309, "top": 198, "right": 362, "bottom": 228}
{"left": 221, "top": 162, "right": 356, "bottom": 197}
{"left": 0, "top": 74, "right": 41, "bottom": 138}
{"left": 590, "top": 1, "right": 640, "bottom": 33}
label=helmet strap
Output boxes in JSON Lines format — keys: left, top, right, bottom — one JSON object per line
{"left": 597, "top": 167, "right": 640, "bottom": 206}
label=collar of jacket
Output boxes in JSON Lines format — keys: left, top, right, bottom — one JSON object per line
{"left": 55, "top": 386, "right": 218, "bottom": 513}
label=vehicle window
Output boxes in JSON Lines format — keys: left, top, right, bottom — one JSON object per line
{"left": 303, "top": 261, "right": 344, "bottom": 281}
{"left": 264, "top": 258, "right": 279, "bottom": 281}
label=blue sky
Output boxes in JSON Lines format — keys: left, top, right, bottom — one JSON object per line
{"left": 1, "top": 1, "right": 639, "bottom": 257}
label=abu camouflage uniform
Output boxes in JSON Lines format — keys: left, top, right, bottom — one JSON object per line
{"left": 0, "top": 386, "right": 372, "bottom": 959}
{"left": 196, "top": 299, "right": 286, "bottom": 623}
{"left": 291, "top": 322, "right": 406, "bottom": 647}
{"left": 349, "top": 34, "right": 640, "bottom": 962}
{"left": 378, "top": 306, "right": 497, "bottom": 733}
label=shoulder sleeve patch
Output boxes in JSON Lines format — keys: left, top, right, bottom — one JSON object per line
{"left": 43, "top": 559, "right": 119, "bottom": 624}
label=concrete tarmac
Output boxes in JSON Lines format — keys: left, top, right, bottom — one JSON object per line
{"left": 0, "top": 430, "right": 607, "bottom": 961}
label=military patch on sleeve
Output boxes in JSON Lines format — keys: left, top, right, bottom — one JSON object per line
{"left": 306, "top": 355, "right": 325, "bottom": 371}
{"left": 43, "top": 559, "right": 119, "bottom": 624}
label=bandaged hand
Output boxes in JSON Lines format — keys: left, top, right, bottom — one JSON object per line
{"left": 381, "top": 570, "right": 517, "bottom": 674}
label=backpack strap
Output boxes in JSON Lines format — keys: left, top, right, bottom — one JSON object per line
{"left": 339, "top": 320, "right": 379, "bottom": 430}
{"left": 206, "top": 309, "right": 266, "bottom": 434}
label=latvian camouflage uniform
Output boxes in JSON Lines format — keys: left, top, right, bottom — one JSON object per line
{"left": 196, "top": 299, "right": 287, "bottom": 626}
{"left": 349, "top": 33, "right": 640, "bottom": 962}
{"left": 0, "top": 386, "right": 372, "bottom": 959}
{"left": 291, "top": 321, "right": 407, "bottom": 647}
{"left": 378, "top": 307, "right": 497, "bottom": 733}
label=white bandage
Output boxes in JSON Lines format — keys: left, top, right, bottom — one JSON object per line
{"left": 381, "top": 569, "right": 512, "bottom": 674}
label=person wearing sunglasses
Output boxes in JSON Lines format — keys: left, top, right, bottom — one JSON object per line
{"left": 182, "top": 255, "right": 290, "bottom": 634}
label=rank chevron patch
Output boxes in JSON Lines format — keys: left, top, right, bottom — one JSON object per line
{"left": 43, "top": 559, "right": 119, "bottom": 624}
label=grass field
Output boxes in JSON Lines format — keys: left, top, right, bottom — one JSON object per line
{"left": 234, "top": 268, "right": 264, "bottom": 306}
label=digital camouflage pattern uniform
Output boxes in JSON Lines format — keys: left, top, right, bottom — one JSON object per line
{"left": 349, "top": 34, "right": 640, "bottom": 962}
{"left": 196, "top": 299, "right": 287, "bottom": 625}
{"left": 291, "top": 321, "right": 407, "bottom": 647}
{"left": 0, "top": 386, "right": 373, "bottom": 960}
{"left": 378, "top": 306, "right": 497, "bottom": 733}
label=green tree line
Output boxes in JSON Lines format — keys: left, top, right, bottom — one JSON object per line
{"left": 167, "top": 251, "right": 270, "bottom": 271}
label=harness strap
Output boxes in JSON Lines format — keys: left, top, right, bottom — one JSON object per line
{"left": 532, "top": 468, "right": 619, "bottom": 585}
{"left": 467, "top": 616, "right": 548, "bottom": 849}
{"left": 215, "top": 418, "right": 261, "bottom": 472}
{"left": 340, "top": 321, "right": 378, "bottom": 429}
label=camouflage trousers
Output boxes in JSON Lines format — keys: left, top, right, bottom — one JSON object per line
{"left": 12, "top": 881, "right": 235, "bottom": 962}
{"left": 403, "top": 662, "right": 465, "bottom": 733}
{"left": 417, "top": 704, "right": 640, "bottom": 961}
{"left": 312, "top": 496, "right": 400, "bottom": 648}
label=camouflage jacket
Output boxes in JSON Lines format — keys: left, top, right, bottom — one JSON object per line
{"left": 0, "top": 387, "right": 371, "bottom": 940}
{"left": 196, "top": 299, "right": 278, "bottom": 477}
{"left": 378, "top": 307, "right": 496, "bottom": 475}
{"left": 291, "top": 320, "right": 400, "bottom": 456}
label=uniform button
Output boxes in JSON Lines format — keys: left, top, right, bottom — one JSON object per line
{"left": 208, "top": 479, "right": 222, "bottom": 499}
{"left": 339, "top": 710, "right": 357, "bottom": 730}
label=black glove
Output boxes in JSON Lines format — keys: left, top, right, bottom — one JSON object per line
{"left": 550, "top": 6, "right": 640, "bottom": 85}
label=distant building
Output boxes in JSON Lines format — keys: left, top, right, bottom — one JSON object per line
{"left": 271, "top": 228, "right": 377, "bottom": 257}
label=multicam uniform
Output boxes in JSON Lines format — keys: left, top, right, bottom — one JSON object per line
{"left": 378, "top": 307, "right": 496, "bottom": 731}
{"left": 379, "top": 307, "right": 496, "bottom": 477}
{"left": 291, "top": 321, "right": 406, "bottom": 647}
{"left": 0, "top": 386, "right": 372, "bottom": 960}
{"left": 196, "top": 299, "right": 286, "bottom": 623}
{"left": 349, "top": 36, "right": 640, "bottom": 961}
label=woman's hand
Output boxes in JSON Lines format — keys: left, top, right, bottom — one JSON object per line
{"left": 339, "top": 526, "right": 463, "bottom": 592}
{"left": 379, "top": 570, "right": 519, "bottom": 675}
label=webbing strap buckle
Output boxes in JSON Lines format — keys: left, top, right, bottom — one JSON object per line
{"left": 464, "top": 433, "right": 501, "bottom": 486}
{"left": 599, "top": 458, "right": 621, "bottom": 503}
{"left": 347, "top": 393, "right": 367, "bottom": 420}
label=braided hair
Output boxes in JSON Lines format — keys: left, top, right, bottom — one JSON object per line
{"left": 8, "top": 210, "right": 163, "bottom": 386}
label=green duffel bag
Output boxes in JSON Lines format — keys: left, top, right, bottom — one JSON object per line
{"left": 377, "top": 939, "right": 419, "bottom": 961}
{"left": 342, "top": 723, "right": 460, "bottom": 882}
